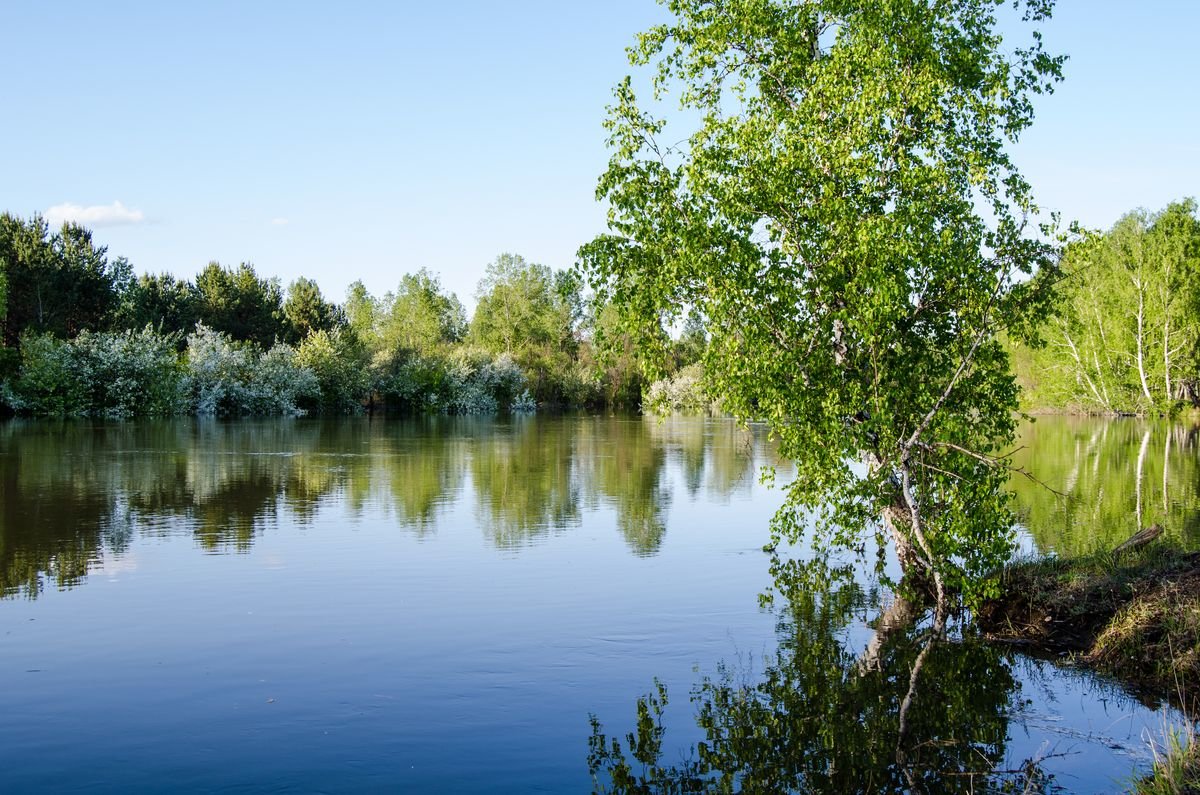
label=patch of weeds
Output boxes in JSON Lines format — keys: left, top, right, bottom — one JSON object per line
{"left": 1135, "top": 721, "right": 1200, "bottom": 795}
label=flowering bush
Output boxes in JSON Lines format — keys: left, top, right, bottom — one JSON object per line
{"left": 642, "top": 363, "right": 715, "bottom": 415}
{"left": 183, "top": 324, "right": 317, "bottom": 416}
{"left": 10, "top": 328, "right": 183, "bottom": 418}
{"left": 247, "top": 343, "right": 320, "bottom": 415}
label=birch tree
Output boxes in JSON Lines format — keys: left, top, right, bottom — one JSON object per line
{"left": 580, "top": 0, "right": 1065, "bottom": 606}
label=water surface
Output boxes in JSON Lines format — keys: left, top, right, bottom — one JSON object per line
{"left": 0, "top": 415, "right": 1192, "bottom": 792}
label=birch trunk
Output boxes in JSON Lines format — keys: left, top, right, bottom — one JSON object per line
{"left": 1135, "top": 277, "right": 1153, "bottom": 403}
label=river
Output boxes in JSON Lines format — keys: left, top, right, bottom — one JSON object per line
{"left": 0, "top": 415, "right": 1192, "bottom": 792}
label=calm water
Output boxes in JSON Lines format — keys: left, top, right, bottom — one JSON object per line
{"left": 0, "top": 415, "right": 1192, "bottom": 792}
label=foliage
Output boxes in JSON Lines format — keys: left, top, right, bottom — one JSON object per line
{"left": 183, "top": 323, "right": 316, "bottom": 416}
{"left": 283, "top": 277, "right": 343, "bottom": 343}
{"left": 194, "top": 261, "right": 288, "bottom": 349}
{"left": 0, "top": 214, "right": 119, "bottom": 348}
{"left": 377, "top": 269, "right": 467, "bottom": 357}
{"left": 112, "top": 272, "right": 200, "bottom": 342}
{"left": 295, "top": 328, "right": 368, "bottom": 414}
{"left": 579, "top": 0, "right": 1066, "bottom": 605}
{"left": 470, "top": 253, "right": 580, "bottom": 404}
{"left": 9, "top": 328, "right": 183, "bottom": 418}
{"left": 588, "top": 299, "right": 653, "bottom": 407}
{"left": 248, "top": 342, "right": 320, "bottom": 416}
{"left": 440, "top": 350, "right": 532, "bottom": 414}
{"left": 643, "top": 363, "right": 713, "bottom": 415}
{"left": 6, "top": 333, "right": 90, "bottom": 416}
{"left": 1015, "top": 200, "right": 1200, "bottom": 413}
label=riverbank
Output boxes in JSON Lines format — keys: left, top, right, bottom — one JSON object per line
{"left": 978, "top": 544, "right": 1200, "bottom": 791}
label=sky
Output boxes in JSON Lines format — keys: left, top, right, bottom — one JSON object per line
{"left": 2, "top": 1, "right": 1198, "bottom": 311}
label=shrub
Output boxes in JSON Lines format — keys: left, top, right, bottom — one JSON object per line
{"left": 183, "top": 323, "right": 318, "bottom": 416}
{"left": 73, "top": 327, "right": 184, "bottom": 418}
{"left": 183, "top": 323, "right": 256, "bottom": 416}
{"left": 9, "top": 328, "right": 183, "bottom": 418}
{"left": 295, "top": 329, "right": 367, "bottom": 414}
{"left": 248, "top": 343, "right": 319, "bottom": 415}
{"left": 8, "top": 333, "right": 89, "bottom": 416}
{"left": 643, "top": 363, "right": 714, "bottom": 415}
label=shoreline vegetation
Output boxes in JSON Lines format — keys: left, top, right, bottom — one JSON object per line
{"left": 0, "top": 217, "right": 709, "bottom": 419}
{"left": 980, "top": 542, "right": 1200, "bottom": 791}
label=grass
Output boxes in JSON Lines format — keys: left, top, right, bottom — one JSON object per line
{"left": 1135, "top": 721, "right": 1200, "bottom": 795}
{"left": 977, "top": 544, "right": 1200, "bottom": 708}
{"left": 978, "top": 544, "right": 1200, "bottom": 792}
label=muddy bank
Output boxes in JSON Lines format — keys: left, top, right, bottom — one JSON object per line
{"left": 978, "top": 545, "right": 1199, "bottom": 708}
{"left": 979, "top": 545, "right": 1200, "bottom": 791}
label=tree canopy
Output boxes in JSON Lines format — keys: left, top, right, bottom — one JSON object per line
{"left": 0, "top": 214, "right": 119, "bottom": 348}
{"left": 1015, "top": 199, "right": 1200, "bottom": 412}
{"left": 580, "top": 0, "right": 1066, "bottom": 604}
{"left": 470, "top": 253, "right": 582, "bottom": 403}
{"left": 194, "top": 261, "right": 288, "bottom": 349}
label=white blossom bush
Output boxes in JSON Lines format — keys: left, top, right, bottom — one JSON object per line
{"left": 643, "top": 363, "right": 715, "bottom": 415}
{"left": 73, "top": 328, "right": 184, "bottom": 418}
{"left": 183, "top": 324, "right": 254, "bottom": 416}
{"left": 443, "top": 350, "right": 499, "bottom": 414}
{"left": 11, "top": 328, "right": 183, "bottom": 418}
{"left": 441, "top": 350, "right": 534, "bottom": 414}
{"left": 246, "top": 343, "right": 319, "bottom": 416}
{"left": 183, "top": 324, "right": 318, "bottom": 416}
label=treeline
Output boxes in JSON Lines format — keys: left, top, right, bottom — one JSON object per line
{"left": 1012, "top": 199, "right": 1200, "bottom": 414}
{"left": 0, "top": 214, "right": 705, "bottom": 418}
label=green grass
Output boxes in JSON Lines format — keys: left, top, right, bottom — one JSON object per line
{"left": 1135, "top": 722, "right": 1200, "bottom": 795}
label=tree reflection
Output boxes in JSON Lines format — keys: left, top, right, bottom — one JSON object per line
{"left": 1010, "top": 417, "right": 1200, "bottom": 554}
{"left": 382, "top": 417, "right": 467, "bottom": 535}
{"left": 0, "top": 415, "right": 788, "bottom": 597}
{"left": 471, "top": 417, "right": 580, "bottom": 547}
{"left": 589, "top": 579, "right": 1055, "bottom": 793}
{"left": 578, "top": 417, "right": 671, "bottom": 555}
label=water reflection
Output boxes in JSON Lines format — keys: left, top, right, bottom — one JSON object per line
{"left": 1010, "top": 417, "right": 1200, "bottom": 554}
{"left": 0, "top": 415, "right": 774, "bottom": 598}
{"left": 589, "top": 583, "right": 1056, "bottom": 793}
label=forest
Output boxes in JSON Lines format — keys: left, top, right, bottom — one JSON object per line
{"left": 0, "top": 214, "right": 705, "bottom": 418}
{"left": 1, "top": 200, "right": 1197, "bottom": 420}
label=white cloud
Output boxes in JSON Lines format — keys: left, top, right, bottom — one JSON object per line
{"left": 270, "top": 217, "right": 290, "bottom": 226}
{"left": 44, "top": 200, "right": 146, "bottom": 227}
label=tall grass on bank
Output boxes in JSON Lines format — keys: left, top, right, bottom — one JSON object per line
{"left": 1137, "top": 720, "right": 1199, "bottom": 795}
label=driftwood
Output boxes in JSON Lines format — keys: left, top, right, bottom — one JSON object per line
{"left": 1113, "top": 524, "right": 1163, "bottom": 555}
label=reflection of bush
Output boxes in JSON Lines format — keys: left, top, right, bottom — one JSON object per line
{"left": 0, "top": 416, "right": 785, "bottom": 598}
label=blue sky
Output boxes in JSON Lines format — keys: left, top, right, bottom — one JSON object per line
{"left": 2, "top": 1, "right": 1197, "bottom": 310}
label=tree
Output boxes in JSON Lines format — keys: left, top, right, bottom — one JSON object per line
{"left": 0, "top": 214, "right": 118, "bottom": 347}
{"left": 112, "top": 272, "right": 200, "bottom": 341}
{"left": 378, "top": 269, "right": 466, "bottom": 356}
{"left": 580, "top": 0, "right": 1065, "bottom": 606}
{"left": 194, "top": 261, "right": 287, "bottom": 349}
{"left": 282, "top": 277, "right": 343, "bottom": 344}
{"left": 470, "top": 253, "right": 580, "bottom": 403}
{"left": 1017, "top": 200, "right": 1200, "bottom": 412}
